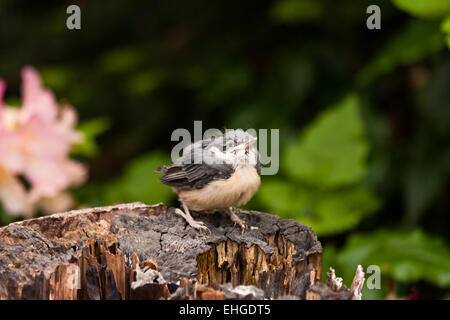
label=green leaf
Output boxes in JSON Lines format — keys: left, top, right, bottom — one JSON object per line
{"left": 284, "top": 94, "right": 369, "bottom": 189}
{"left": 126, "top": 70, "right": 166, "bottom": 96}
{"left": 337, "top": 229, "right": 450, "bottom": 288}
{"left": 442, "top": 16, "right": 450, "bottom": 33}
{"left": 256, "top": 179, "right": 302, "bottom": 214}
{"left": 392, "top": 0, "right": 450, "bottom": 19}
{"left": 40, "top": 66, "right": 73, "bottom": 91}
{"left": 271, "top": 0, "right": 322, "bottom": 24}
{"left": 321, "top": 245, "right": 338, "bottom": 283}
{"left": 99, "top": 47, "right": 144, "bottom": 74}
{"left": 311, "top": 187, "right": 380, "bottom": 235}
{"left": 257, "top": 179, "right": 380, "bottom": 236}
{"left": 0, "top": 209, "right": 18, "bottom": 226}
{"left": 103, "top": 152, "right": 175, "bottom": 205}
{"left": 73, "top": 117, "right": 111, "bottom": 157}
{"left": 3, "top": 97, "right": 21, "bottom": 107}
{"left": 357, "top": 20, "right": 444, "bottom": 85}
{"left": 442, "top": 16, "right": 450, "bottom": 49}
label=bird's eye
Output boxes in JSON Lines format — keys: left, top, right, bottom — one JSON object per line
{"left": 245, "top": 149, "right": 249, "bottom": 155}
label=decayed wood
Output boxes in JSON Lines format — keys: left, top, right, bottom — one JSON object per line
{"left": 305, "top": 266, "right": 365, "bottom": 300}
{"left": 350, "top": 265, "right": 365, "bottom": 300}
{"left": 0, "top": 202, "right": 329, "bottom": 300}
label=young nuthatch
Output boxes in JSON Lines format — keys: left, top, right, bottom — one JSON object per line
{"left": 156, "top": 129, "right": 260, "bottom": 233}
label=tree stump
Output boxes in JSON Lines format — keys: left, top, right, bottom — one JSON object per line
{"left": 0, "top": 202, "right": 360, "bottom": 300}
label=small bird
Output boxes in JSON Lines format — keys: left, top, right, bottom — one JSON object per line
{"left": 156, "top": 129, "right": 260, "bottom": 232}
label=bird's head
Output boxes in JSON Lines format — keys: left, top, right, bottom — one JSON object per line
{"left": 202, "top": 130, "right": 260, "bottom": 171}
{"left": 229, "top": 136, "right": 258, "bottom": 169}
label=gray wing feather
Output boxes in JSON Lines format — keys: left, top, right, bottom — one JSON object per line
{"left": 157, "top": 162, "right": 234, "bottom": 190}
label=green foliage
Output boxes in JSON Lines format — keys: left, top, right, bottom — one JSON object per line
{"left": 357, "top": 20, "right": 444, "bottom": 85}
{"left": 259, "top": 180, "right": 380, "bottom": 235}
{"left": 126, "top": 70, "right": 166, "bottom": 96}
{"left": 259, "top": 94, "right": 380, "bottom": 236}
{"left": 3, "top": 97, "right": 21, "bottom": 107}
{"left": 0, "top": 209, "right": 17, "bottom": 226}
{"left": 99, "top": 47, "right": 144, "bottom": 74}
{"left": 270, "top": 0, "right": 322, "bottom": 23}
{"left": 40, "top": 66, "right": 73, "bottom": 92}
{"left": 442, "top": 16, "right": 450, "bottom": 49}
{"left": 285, "top": 94, "right": 368, "bottom": 189}
{"left": 103, "top": 152, "right": 175, "bottom": 205}
{"left": 392, "top": 0, "right": 450, "bottom": 19}
{"left": 321, "top": 244, "right": 338, "bottom": 283}
{"left": 73, "top": 118, "right": 111, "bottom": 157}
{"left": 336, "top": 230, "right": 450, "bottom": 290}
{"left": 324, "top": 229, "right": 450, "bottom": 299}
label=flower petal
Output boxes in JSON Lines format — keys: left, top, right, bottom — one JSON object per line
{"left": 0, "top": 167, "right": 33, "bottom": 217}
{"left": 0, "top": 79, "right": 6, "bottom": 126}
{"left": 57, "top": 105, "right": 84, "bottom": 144}
{"left": 0, "top": 131, "right": 24, "bottom": 173}
{"left": 21, "top": 66, "right": 58, "bottom": 123}
{"left": 21, "top": 115, "right": 70, "bottom": 159}
{"left": 26, "top": 158, "right": 87, "bottom": 202}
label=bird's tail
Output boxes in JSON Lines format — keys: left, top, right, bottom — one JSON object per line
{"left": 155, "top": 165, "right": 167, "bottom": 173}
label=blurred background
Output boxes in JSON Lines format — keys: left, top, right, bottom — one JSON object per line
{"left": 0, "top": 0, "right": 449, "bottom": 299}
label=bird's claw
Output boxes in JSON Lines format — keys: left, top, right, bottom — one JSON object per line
{"left": 174, "top": 208, "right": 210, "bottom": 234}
{"left": 231, "top": 218, "right": 246, "bottom": 233}
{"left": 189, "top": 220, "right": 210, "bottom": 234}
{"left": 228, "top": 208, "right": 247, "bottom": 234}
{"left": 236, "top": 221, "right": 247, "bottom": 235}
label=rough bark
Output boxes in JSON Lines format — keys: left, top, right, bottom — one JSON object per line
{"left": 0, "top": 202, "right": 359, "bottom": 300}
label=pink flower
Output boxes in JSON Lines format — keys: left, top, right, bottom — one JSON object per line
{"left": 0, "top": 67, "right": 87, "bottom": 217}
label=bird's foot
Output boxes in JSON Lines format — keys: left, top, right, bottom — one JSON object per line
{"left": 187, "top": 219, "right": 210, "bottom": 233}
{"left": 228, "top": 207, "right": 247, "bottom": 234}
{"left": 174, "top": 208, "right": 210, "bottom": 234}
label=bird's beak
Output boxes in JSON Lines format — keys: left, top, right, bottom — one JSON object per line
{"left": 246, "top": 137, "right": 257, "bottom": 148}
{"left": 233, "top": 137, "right": 257, "bottom": 151}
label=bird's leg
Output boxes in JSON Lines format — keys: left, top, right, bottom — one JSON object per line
{"left": 174, "top": 202, "right": 209, "bottom": 233}
{"left": 227, "top": 207, "right": 246, "bottom": 233}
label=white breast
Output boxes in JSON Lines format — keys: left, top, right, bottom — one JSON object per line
{"left": 177, "top": 165, "right": 261, "bottom": 211}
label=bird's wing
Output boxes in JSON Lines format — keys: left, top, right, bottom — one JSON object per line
{"left": 157, "top": 162, "right": 234, "bottom": 190}
{"left": 156, "top": 130, "right": 258, "bottom": 190}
